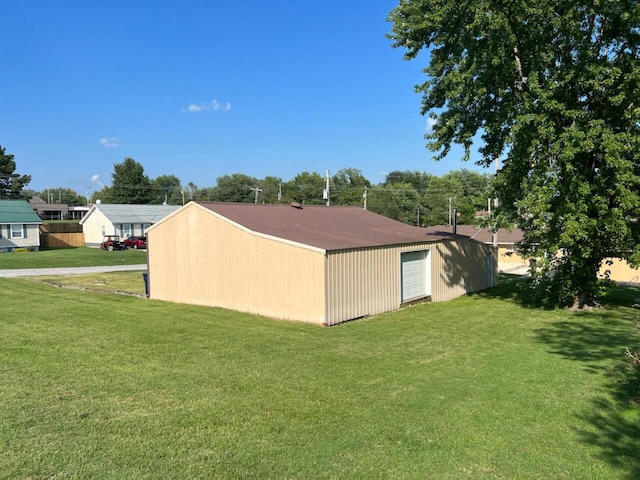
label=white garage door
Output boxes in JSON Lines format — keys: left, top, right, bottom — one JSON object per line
{"left": 401, "top": 250, "right": 431, "bottom": 302}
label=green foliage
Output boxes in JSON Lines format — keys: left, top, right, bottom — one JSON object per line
{"left": 100, "top": 157, "right": 154, "bottom": 204}
{"left": 331, "top": 168, "right": 371, "bottom": 206}
{"left": 389, "top": 0, "right": 640, "bottom": 305}
{"left": 384, "top": 170, "right": 432, "bottom": 191}
{"left": 368, "top": 183, "right": 421, "bottom": 224}
{"left": 207, "top": 173, "right": 260, "bottom": 202}
{"left": 283, "top": 171, "right": 326, "bottom": 205}
{"left": 151, "top": 174, "right": 183, "bottom": 205}
{"left": 33, "top": 187, "right": 86, "bottom": 206}
{"left": 0, "top": 144, "right": 31, "bottom": 199}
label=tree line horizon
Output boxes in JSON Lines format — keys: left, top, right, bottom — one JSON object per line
{"left": 2, "top": 150, "right": 495, "bottom": 227}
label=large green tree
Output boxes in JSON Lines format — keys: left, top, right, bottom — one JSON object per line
{"left": 368, "top": 183, "right": 421, "bottom": 225}
{"left": 152, "top": 174, "right": 183, "bottom": 205}
{"left": 0, "top": 145, "right": 31, "bottom": 199}
{"left": 102, "top": 157, "right": 153, "bottom": 204}
{"left": 332, "top": 168, "right": 371, "bottom": 206}
{"left": 283, "top": 171, "right": 326, "bottom": 205}
{"left": 208, "top": 173, "right": 260, "bottom": 203}
{"left": 389, "top": 0, "right": 640, "bottom": 307}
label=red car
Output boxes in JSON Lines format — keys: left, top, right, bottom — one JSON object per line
{"left": 123, "top": 235, "right": 147, "bottom": 249}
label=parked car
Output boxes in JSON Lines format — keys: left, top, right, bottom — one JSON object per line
{"left": 100, "top": 235, "right": 125, "bottom": 251}
{"left": 124, "top": 235, "right": 147, "bottom": 249}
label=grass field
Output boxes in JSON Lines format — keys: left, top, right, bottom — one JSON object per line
{"left": 0, "top": 247, "right": 147, "bottom": 269}
{"left": 24, "top": 271, "right": 147, "bottom": 296}
{"left": 1, "top": 275, "right": 639, "bottom": 478}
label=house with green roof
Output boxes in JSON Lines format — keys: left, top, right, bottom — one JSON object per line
{"left": 0, "top": 199, "right": 43, "bottom": 252}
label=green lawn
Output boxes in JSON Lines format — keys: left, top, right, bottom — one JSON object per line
{"left": 24, "top": 271, "right": 147, "bottom": 296}
{"left": 0, "top": 247, "right": 147, "bottom": 269}
{"left": 1, "top": 275, "right": 639, "bottom": 478}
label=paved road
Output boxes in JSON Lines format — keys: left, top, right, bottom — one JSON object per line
{"left": 0, "top": 264, "right": 147, "bottom": 278}
{"left": 2, "top": 263, "right": 526, "bottom": 278}
{"left": 498, "top": 263, "right": 529, "bottom": 275}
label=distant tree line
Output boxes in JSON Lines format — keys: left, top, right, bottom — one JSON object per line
{"left": 89, "top": 158, "right": 494, "bottom": 227}
{"left": 2, "top": 146, "right": 495, "bottom": 227}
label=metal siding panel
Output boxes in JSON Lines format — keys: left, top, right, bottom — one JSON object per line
{"left": 326, "top": 246, "right": 406, "bottom": 325}
{"left": 148, "top": 204, "right": 326, "bottom": 324}
{"left": 431, "top": 239, "right": 496, "bottom": 302}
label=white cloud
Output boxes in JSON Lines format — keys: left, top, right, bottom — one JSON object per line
{"left": 186, "top": 104, "right": 206, "bottom": 112}
{"left": 99, "top": 137, "right": 120, "bottom": 147}
{"left": 183, "top": 99, "right": 232, "bottom": 112}
{"left": 426, "top": 117, "right": 437, "bottom": 132}
{"left": 91, "top": 174, "right": 104, "bottom": 187}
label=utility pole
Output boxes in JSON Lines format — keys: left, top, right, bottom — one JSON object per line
{"left": 251, "top": 186, "right": 262, "bottom": 204}
{"left": 363, "top": 186, "right": 367, "bottom": 210}
{"left": 323, "top": 170, "right": 330, "bottom": 206}
{"left": 277, "top": 183, "right": 282, "bottom": 201}
{"left": 448, "top": 197, "right": 453, "bottom": 226}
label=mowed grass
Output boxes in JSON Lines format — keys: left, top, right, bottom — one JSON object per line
{"left": 0, "top": 247, "right": 147, "bottom": 269}
{"left": 1, "top": 276, "right": 639, "bottom": 478}
{"left": 24, "top": 271, "right": 147, "bottom": 296}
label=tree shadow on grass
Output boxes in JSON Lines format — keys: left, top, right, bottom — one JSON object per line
{"left": 534, "top": 309, "right": 640, "bottom": 478}
{"left": 473, "top": 273, "right": 552, "bottom": 309}
{"left": 477, "top": 273, "right": 640, "bottom": 311}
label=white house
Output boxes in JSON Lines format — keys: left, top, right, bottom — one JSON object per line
{"left": 80, "top": 203, "right": 180, "bottom": 247}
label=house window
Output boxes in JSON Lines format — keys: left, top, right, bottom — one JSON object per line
{"left": 101, "top": 225, "right": 106, "bottom": 236}
{"left": 122, "top": 224, "right": 132, "bottom": 238}
{"left": 10, "top": 224, "right": 24, "bottom": 239}
{"left": 142, "top": 223, "right": 151, "bottom": 234}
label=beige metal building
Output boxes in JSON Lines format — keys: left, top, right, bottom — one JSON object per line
{"left": 147, "top": 202, "right": 498, "bottom": 326}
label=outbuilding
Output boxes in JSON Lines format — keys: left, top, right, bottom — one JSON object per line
{"left": 147, "top": 202, "right": 498, "bottom": 326}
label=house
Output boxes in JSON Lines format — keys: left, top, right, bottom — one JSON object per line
{"left": 146, "top": 202, "right": 498, "bottom": 326}
{"left": 29, "top": 197, "right": 70, "bottom": 220}
{"left": 452, "top": 223, "right": 640, "bottom": 283}
{"left": 79, "top": 203, "right": 180, "bottom": 247}
{"left": 0, "top": 199, "right": 43, "bottom": 252}
{"left": 446, "top": 224, "right": 527, "bottom": 266}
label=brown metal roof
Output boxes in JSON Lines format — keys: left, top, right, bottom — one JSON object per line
{"left": 197, "top": 202, "right": 456, "bottom": 251}
{"left": 434, "top": 224, "right": 524, "bottom": 244}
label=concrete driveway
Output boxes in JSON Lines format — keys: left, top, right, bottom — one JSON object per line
{"left": 0, "top": 264, "right": 147, "bottom": 278}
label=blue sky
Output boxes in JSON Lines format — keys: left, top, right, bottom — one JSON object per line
{"left": 1, "top": 0, "right": 489, "bottom": 195}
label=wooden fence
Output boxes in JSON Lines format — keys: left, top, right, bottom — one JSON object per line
{"left": 40, "top": 223, "right": 85, "bottom": 248}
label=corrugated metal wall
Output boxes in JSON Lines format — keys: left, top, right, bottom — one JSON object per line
{"left": 324, "top": 239, "right": 497, "bottom": 325}
{"left": 148, "top": 203, "right": 327, "bottom": 324}
{"left": 148, "top": 204, "right": 498, "bottom": 326}
{"left": 325, "top": 246, "right": 399, "bottom": 326}
{"left": 431, "top": 238, "right": 498, "bottom": 302}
